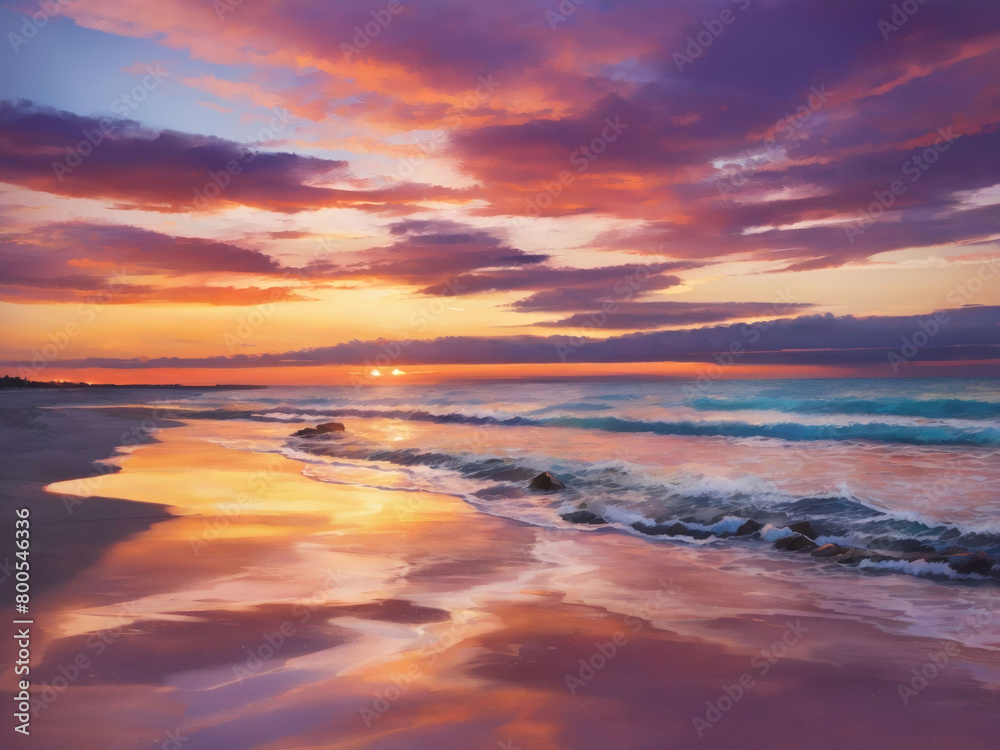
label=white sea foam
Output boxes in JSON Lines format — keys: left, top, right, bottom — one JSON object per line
{"left": 857, "top": 558, "right": 971, "bottom": 580}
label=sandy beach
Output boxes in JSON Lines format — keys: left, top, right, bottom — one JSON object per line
{"left": 0, "top": 390, "right": 997, "bottom": 749}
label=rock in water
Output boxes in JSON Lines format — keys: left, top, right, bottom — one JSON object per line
{"left": 786, "top": 521, "right": 818, "bottom": 539}
{"left": 790, "top": 535, "right": 819, "bottom": 552}
{"left": 871, "top": 536, "right": 935, "bottom": 554}
{"left": 811, "top": 543, "right": 848, "bottom": 558}
{"left": 561, "top": 510, "right": 606, "bottom": 525}
{"left": 836, "top": 548, "right": 889, "bottom": 565}
{"left": 774, "top": 534, "right": 818, "bottom": 552}
{"left": 947, "top": 552, "right": 995, "bottom": 576}
{"left": 529, "top": 471, "right": 566, "bottom": 491}
{"left": 631, "top": 521, "right": 712, "bottom": 539}
{"left": 939, "top": 546, "right": 970, "bottom": 556}
{"left": 735, "top": 519, "right": 763, "bottom": 536}
{"left": 292, "top": 422, "right": 346, "bottom": 437}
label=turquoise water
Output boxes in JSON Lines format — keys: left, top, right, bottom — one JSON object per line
{"left": 155, "top": 377, "right": 1000, "bottom": 580}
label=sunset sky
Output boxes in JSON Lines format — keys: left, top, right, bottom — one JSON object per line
{"left": 1, "top": 0, "right": 998, "bottom": 384}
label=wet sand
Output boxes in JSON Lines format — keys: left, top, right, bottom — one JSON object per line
{"left": 0, "top": 389, "right": 192, "bottom": 600}
{"left": 4, "top": 414, "right": 1000, "bottom": 749}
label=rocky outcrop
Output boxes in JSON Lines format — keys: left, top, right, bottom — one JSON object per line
{"left": 631, "top": 521, "right": 713, "bottom": 540}
{"left": 529, "top": 471, "right": 566, "bottom": 491}
{"left": 945, "top": 551, "right": 995, "bottom": 576}
{"left": 774, "top": 534, "right": 818, "bottom": 552}
{"left": 556, "top": 501, "right": 999, "bottom": 583}
{"left": 811, "top": 543, "right": 848, "bottom": 558}
{"left": 825, "top": 546, "right": 999, "bottom": 575}
{"left": 561, "top": 509, "right": 606, "bottom": 525}
{"left": 292, "top": 422, "right": 345, "bottom": 437}
{"left": 835, "top": 548, "right": 889, "bottom": 565}
{"left": 786, "top": 521, "right": 818, "bottom": 539}
{"left": 939, "top": 546, "right": 970, "bottom": 556}
{"left": 870, "top": 536, "right": 936, "bottom": 553}
{"left": 735, "top": 519, "right": 763, "bottom": 536}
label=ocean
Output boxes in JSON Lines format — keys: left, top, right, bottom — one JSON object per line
{"left": 151, "top": 377, "right": 1000, "bottom": 588}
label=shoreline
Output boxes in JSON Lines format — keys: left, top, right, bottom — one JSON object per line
{"left": 0, "top": 388, "right": 204, "bottom": 599}
{"left": 2, "top": 409, "right": 998, "bottom": 748}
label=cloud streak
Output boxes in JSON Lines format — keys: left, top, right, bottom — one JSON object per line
{"left": 0, "top": 100, "right": 466, "bottom": 214}
{"left": 12, "top": 306, "right": 996, "bottom": 369}
{"left": 0, "top": 222, "right": 311, "bottom": 305}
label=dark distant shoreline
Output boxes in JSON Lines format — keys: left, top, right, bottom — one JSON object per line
{"left": 0, "top": 375, "right": 267, "bottom": 390}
